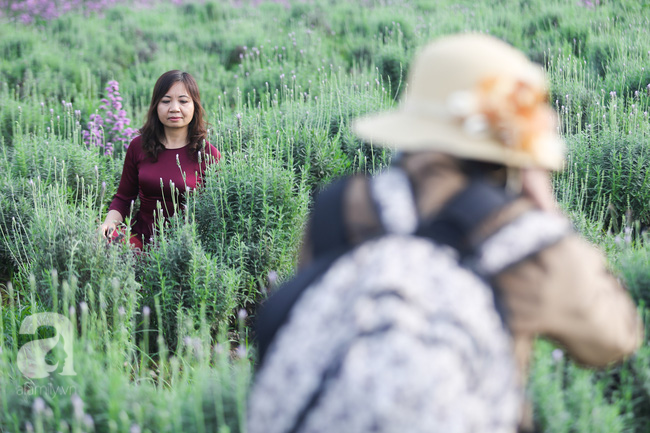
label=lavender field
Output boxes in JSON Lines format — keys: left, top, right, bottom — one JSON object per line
{"left": 2, "top": 0, "right": 650, "bottom": 431}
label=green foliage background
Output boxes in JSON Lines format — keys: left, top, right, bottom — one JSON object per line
{"left": 2, "top": 0, "right": 650, "bottom": 431}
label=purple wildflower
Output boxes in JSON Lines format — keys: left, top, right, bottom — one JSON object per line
{"left": 4, "top": 0, "right": 164, "bottom": 24}
{"left": 268, "top": 270, "right": 278, "bottom": 285}
{"left": 83, "top": 80, "right": 136, "bottom": 156}
{"left": 32, "top": 397, "right": 46, "bottom": 415}
{"left": 235, "top": 344, "right": 247, "bottom": 359}
{"left": 551, "top": 348, "right": 564, "bottom": 362}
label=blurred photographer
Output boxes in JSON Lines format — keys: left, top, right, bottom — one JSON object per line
{"left": 249, "top": 34, "right": 643, "bottom": 433}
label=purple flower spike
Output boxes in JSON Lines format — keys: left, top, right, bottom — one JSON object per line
{"left": 82, "top": 79, "right": 136, "bottom": 156}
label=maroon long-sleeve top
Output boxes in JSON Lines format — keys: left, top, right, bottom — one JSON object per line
{"left": 108, "top": 135, "right": 221, "bottom": 243}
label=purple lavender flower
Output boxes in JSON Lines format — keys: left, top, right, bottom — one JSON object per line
{"left": 235, "top": 344, "right": 247, "bottom": 359}
{"left": 4, "top": 0, "right": 145, "bottom": 24}
{"left": 83, "top": 80, "right": 136, "bottom": 156}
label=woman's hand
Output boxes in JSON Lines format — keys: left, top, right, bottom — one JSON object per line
{"left": 99, "top": 210, "right": 124, "bottom": 239}
{"left": 99, "top": 221, "right": 117, "bottom": 239}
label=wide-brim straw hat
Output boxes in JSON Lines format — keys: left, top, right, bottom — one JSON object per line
{"left": 353, "top": 34, "right": 564, "bottom": 170}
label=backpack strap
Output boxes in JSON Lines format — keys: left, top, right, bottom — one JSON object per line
{"left": 310, "top": 177, "right": 350, "bottom": 258}
{"left": 416, "top": 180, "right": 514, "bottom": 258}
{"left": 369, "top": 168, "right": 418, "bottom": 236}
{"left": 469, "top": 210, "right": 572, "bottom": 278}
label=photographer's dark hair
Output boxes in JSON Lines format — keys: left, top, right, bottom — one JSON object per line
{"left": 459, "top": 159, "right": 508, "bottom": 187}
{"left": 140, "top": 70, "right": 207, "bottom": 162}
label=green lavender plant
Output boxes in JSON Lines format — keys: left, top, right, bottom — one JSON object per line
{"left": 136, "top": 214, "right": 240, "bottom": 351}
{"left": 530, "top": 340, "right": 627, "bottom": 433}
{"left": 0, "top": 276, "right": 250, "bottom": 433}
{"left": 558, "top": 129, "right": 650, "bottom": 229}
{"left": 194, "top": 150, "right": 309, "bottom": 305}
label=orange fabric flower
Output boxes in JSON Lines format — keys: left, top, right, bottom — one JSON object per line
{"left": 476, "top": 77, "right": 556, "bottom": 155}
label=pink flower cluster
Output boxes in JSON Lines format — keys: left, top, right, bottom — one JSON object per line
{"left": 579, "top": 0, "right": 600, "bottom": 8}
{"left": 0, "top": 0, "right": 124, "bottom": 24}
{"left": 0, "top": 0, "right": 195, "bottom": 24}
{"left": 83, "top": 80, "right": 137, "bottom": 156}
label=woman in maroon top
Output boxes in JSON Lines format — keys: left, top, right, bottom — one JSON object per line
{"left": 99, "top": 70, "right": 221, "bottom": 247}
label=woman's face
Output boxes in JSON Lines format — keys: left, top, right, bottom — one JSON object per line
{"left": 157, "top": 81, "right": 195, "bottom": 132}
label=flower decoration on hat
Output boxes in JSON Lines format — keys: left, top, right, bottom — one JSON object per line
{"left": 447, "top": 76, "right": 557, "bottom": 162}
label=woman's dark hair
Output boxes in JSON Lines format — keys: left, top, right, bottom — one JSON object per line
{"left": 459, "top": 159, "right": 508, "bottom": 187}
{"left": 140, "top": 70, "right": 207, "bottom": 162}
